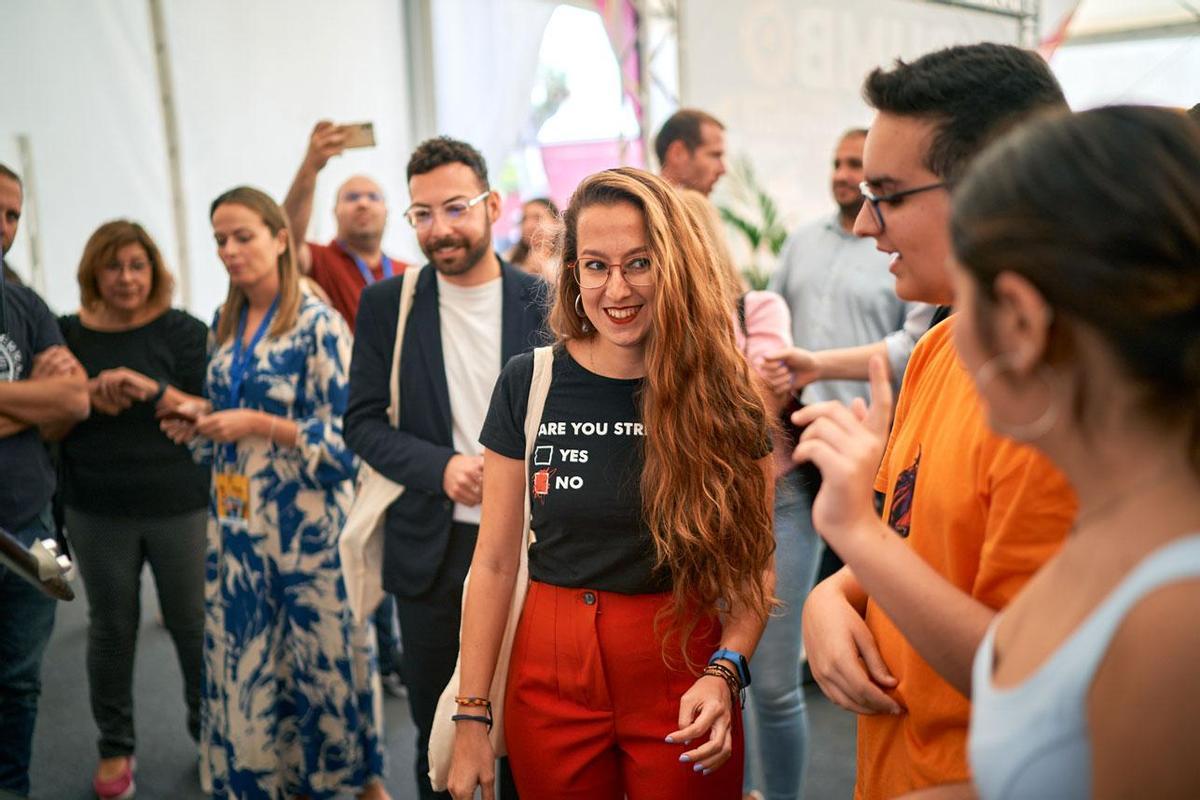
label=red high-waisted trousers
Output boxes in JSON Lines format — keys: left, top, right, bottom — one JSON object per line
{"left": 503, "top": 580, "right": 743, "bottom": 799}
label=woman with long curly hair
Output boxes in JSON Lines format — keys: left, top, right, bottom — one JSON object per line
{"left": 448, "top": 168, "right": 776, "bottom": 799}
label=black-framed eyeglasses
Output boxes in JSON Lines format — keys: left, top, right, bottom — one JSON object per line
{"left": 859, "top": 180, "right": 946, "bottom": 231}
{"left": 571, "top": 256, "right": 653, "bottom": 289}
{"left": 404, "top": 190, "right": 490, "bottom": 230}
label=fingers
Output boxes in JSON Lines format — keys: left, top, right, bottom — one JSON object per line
{"left": 32, "top": 347, "right": 78, "bottom": 378}
{"left": 852, "top": 621, "right": 898, "bottom": 689}
{"left": 160, "top": 419, "right": 196, "bottom": 444}
{"left": 829, "top": 650, "right": 901, "bottom": 715}
{"left": 810, "top": 643, "right": 900, "bottom": 716}
{"left": 680, "top": 712, "right": 730, "bottom": 770}
{"left": 792, "top": 400, "right": 862, "bottom": 433}
{"left": 763, "top": 348, "right": 794, "bottom": 368}
{"left": 814, "top": 675, "right": 890, "bottom": 716}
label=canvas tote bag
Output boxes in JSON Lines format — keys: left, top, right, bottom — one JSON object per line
{"left": 339, "top": 265, "right": 422, "bottom": 624}
{"left": 428, "top": 344, "right": 554, "bottom": 792}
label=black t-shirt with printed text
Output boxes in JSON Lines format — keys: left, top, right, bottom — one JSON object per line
{"left": 480, "top": 346, "right": 669, "bottom": 594}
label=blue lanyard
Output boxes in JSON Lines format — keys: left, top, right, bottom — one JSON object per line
{"left": 342, "top": 243, "right": 392, "bottom": 285}
{"left": 225, "top": 297, "right": 278, "bottom": 411}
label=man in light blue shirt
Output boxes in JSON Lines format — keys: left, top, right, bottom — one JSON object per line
{"left": 769, "top": 129, "right": 933, "bottom": 403}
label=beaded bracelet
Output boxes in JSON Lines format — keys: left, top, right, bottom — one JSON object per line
{"left": 704, "top": 661, "right": 740, "bottom": 688}
{"left": 454, "top": 696, "right": 492, "bottom": 708}
{"left": 451, "top": 713, "right": 493, "bottom": 732}
{"left": 702, "top": 664, "right": 744, "bottom": 707}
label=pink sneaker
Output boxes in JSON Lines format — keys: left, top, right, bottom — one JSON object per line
{"left": 92, "top": 756, "right": 136, "bottom": 800}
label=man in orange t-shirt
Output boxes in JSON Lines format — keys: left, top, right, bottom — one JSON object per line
{"left": 856, "top": 318, "right": 1076, "bottom": 796}
{"left": 788, "top": 44, "right": 1077, "bottom": 799}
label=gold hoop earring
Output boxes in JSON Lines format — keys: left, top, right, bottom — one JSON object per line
{"left": 574, "top": 293, "right": 590, "bottom": 333}
{"left": 973, "top": 353, "right": 1059, "bottom": 441}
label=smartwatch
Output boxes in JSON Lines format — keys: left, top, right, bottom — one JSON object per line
{"left": 151, "top": 380, "right": 168, "bottom": 405}
{"left": 708, "top": 648, "right": 751, "bottom": 689}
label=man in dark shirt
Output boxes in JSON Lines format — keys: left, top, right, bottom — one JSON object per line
{"left": 282, "top": 120, "right": 409, "bottom": 331}
{"left": 1, "top": 165, "right": 24, "bottom": 286}
{"left": 0, "top": 163, "right": 89, "bottom": 799}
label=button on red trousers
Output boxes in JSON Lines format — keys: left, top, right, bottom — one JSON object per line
{"left": 503, "top": 580, "right": 743, "bottom": 799}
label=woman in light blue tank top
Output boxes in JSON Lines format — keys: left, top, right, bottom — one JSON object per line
{"left": 944, "top": 106, "right": 1200, "bottom": 799}
{"left": 795, "top": 106, "right": 1200, "bottom": 800}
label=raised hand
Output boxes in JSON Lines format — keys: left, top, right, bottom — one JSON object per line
{"left": 791, "top": 355, "right": 893, "bottom": 542}
{"left": 305, "top": 120, "right": 348, "bottom": 172}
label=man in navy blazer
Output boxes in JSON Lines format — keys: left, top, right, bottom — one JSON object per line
{"left": 346, "top": 137, "right": 546, "bottom": 799}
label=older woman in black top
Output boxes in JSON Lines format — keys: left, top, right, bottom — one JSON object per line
{"left": 52, "top": 220, "right": 208, "bottom": 800}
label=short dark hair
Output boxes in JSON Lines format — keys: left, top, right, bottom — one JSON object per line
{"left": 863, "top": 43, "right": 1067, "bottom": 184}
{"left": 654, "top": 108, "right": 725, "bottom": 164}
{"left": 0, "top": 163, "right": 21, "bottom": 187}
{"left": 840, "top": 127, "right": 869, "bottom": 141}
{"left": 406, "top": 136, "right": 489, "bottom": 189}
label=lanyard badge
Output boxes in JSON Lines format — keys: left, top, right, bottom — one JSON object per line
{"left": 214, "top": 473, "right": 251, "bottom": 524}
{"left": 220, "top": 297, "right": 279, "bottom": 465}
{"left": 340, "top": 242, "right": 393, "bottom": 286}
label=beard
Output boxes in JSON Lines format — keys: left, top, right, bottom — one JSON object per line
{"left": 422, "top": 228, "right": 493, "bottom": 277}
{"left": 836, "top": 194, "right": 865, "bottom": 219}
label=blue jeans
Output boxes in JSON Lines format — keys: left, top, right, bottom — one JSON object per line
{"left": 743, "top": 471, "right": 824, "bottom": 800}
{"left": 0, "top": 510, "right": 59, "bottom": 798}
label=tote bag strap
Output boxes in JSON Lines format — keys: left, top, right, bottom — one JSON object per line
{"left": 523, "top": 346, "right": 554, "bottom": 545}
{"left": 387, "top": 265, "right": 423, "bottom": 428}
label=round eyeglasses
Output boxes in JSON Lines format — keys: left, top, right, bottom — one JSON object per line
{"left": 404, "top": 190, "right": 490, "bottom": 230}
{"left": 572, "top": 256, "right": 653, "bottom": 289}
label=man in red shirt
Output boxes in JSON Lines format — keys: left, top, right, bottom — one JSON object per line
{"left": 283, "top": 121, "right": 408, "bottom": 331}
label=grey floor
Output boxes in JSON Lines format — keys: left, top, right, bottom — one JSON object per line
{"left": 29, "top": 569, "right": 855, "bottom": 799}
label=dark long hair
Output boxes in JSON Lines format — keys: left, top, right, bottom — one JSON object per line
{"left": 951, "top": 105, "right": 1200, "bottom": 472}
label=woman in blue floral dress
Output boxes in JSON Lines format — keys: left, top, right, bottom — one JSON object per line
{"left": 163, "top": 186, "right": 387, "bottom": 800}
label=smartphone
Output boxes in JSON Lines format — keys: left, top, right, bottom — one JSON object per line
{"left": 340, "top": 122, "right": 376, "bottom": 149}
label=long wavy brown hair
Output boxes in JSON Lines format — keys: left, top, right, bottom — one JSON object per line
{"left": 551, "top": 168, "right": 776, "bottom": 660}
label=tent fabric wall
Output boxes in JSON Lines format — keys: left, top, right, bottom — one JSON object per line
{"left": 1, "top": 0, "right": 174, "bottom": 312}
{"left": 3, "top": 0, "right": 416, "bottom": 318}
{"left": 430, "top": 0, "right": 556, "bottom": 184}
{"left": 162, "top": 0, "right": 417, "bottom": 320}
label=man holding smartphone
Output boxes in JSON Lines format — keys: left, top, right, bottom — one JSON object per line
{"left": 284, "top": 120, "right": 409, "bottom": 331}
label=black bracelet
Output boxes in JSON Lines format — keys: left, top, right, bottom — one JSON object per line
{"left": 151, "top": 380, "right": 168, "bottom": 404}
{"left": 451, "top": 713, "right": 493, "bottom": 732}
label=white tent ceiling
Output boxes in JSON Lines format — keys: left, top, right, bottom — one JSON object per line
{"left": 1056, "top": 0, "right": 1200, "bottom": 41}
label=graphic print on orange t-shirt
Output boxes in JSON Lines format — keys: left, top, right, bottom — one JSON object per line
{"left": 887, "top": 447, "right": 920, "bottom": 539}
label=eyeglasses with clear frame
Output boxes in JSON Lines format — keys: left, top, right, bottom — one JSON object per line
{"left": 572, "top": 255, "right": 654, "bottom": 289}
{"left": 404, "top": 190, "right": 490, "bottom": 230}
{"left": 858, "top": 180, "right": 946, "bottom": 232}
